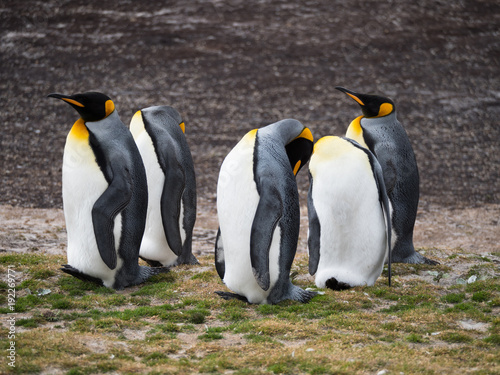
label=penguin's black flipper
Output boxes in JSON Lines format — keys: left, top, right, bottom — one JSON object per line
{"left": 307, "top": 174, "right": 321, "bottom": 276}
{"left": 61, "top": 264, "right": 104, "bottom": 286}
{"left": 250, "top": 184, "right": 283, "bottom": 291}
{"left": 215, "top": 291, "right": 250, "bottom": 303}
{"left": 160, "top": 162, "right": 185, "bottom": 257}
{"left": 371, "top": 152, "right": 392, "bottom": 287}
{"left": 214, "top": 228, "right": 225, "bottom": 280}
{"left": 92, "top": 173, "right": 133, "bottom": 270}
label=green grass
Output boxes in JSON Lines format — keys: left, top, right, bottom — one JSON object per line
{"left": 1, "top": 249, "right": 499, "bottom": 374}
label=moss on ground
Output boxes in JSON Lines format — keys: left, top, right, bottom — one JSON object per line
{"left": 1, "top": 249, "right": 499, "bottom": 374}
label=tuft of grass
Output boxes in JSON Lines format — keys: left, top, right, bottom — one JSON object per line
{"left": 441, "top": 293, "right": 466, "bottom": 304}
{"left": 198, "top": 327, "right": 225, "bottom": 341}
{"left": 406, "top": 333, "right": 428, "bottom": 343}
{"left": 471, "top": 291, "right": 491, "bottom": 302}
{"left": 441, "top": 332, "right": 473, "bottom": 343}
{"left": 483, "top": 334, "right": 500, "bottom": 345}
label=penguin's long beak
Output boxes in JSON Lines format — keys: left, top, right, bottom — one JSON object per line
{"left": 47, "top": 93, "right": 85, "bottom": 108}
{"left": 335, "top": 86, "right": 365, "bottom": 106}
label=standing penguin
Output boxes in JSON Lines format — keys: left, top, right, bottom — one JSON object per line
{"left": 335, "top": 86, "right": 437, "bottom": 265}
{"left": 215, "top": 119, "right": 317, "bottom": 304}
{"left": 308, "top": 136, "right": 392, "bottom": 289}
{"left": 129, "top": 106, "right": 198, "bottom": 267}
{"left": 48, "top": 91, "right": 168, "bottom": 289}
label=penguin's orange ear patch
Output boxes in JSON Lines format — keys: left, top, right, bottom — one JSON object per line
{"left": 377, "top": 103, "right": 394, "bottom": 117}
{"left": 105, "top": 100, "right": 115, "bottom": 117}
{"left": 179, "top": 122, "right": 185, "bottom": 133}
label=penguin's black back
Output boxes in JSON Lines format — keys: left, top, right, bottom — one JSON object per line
{"left": 361, "top": 113, "right": 420, "bottom": 261}
{"left": 85, "top": 112, "right": 148, "bottom": 288}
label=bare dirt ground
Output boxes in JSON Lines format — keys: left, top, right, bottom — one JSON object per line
{"left": 0, "top": 2, "right": 499, "bottom": 265}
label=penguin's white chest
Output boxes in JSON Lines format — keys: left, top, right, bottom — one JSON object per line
{"left": 134, "top": 131, "right": 179, "bottom": 266}
{"left": 62, "top": 137, "right": 121, "bottom": 287}
{"left": 309, "top": 147, "right": 388, "bottom": 288}
{"left": 217, "top": 135, "right": 280, "bottom": 303}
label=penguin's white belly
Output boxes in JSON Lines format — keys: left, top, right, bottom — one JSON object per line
{"left": 135, "top": 132, "right": 178, "bottom": 266}
{"left": 62, "top": 142, "right": 121, "bottom": 288}
{"left": 311, "top": 156, "right": 387, "bottom": 288}
{"left": 217, "top": 139, "right": 280, "bottom": 304}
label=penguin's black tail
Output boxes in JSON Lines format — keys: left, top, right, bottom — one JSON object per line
{"left": 325, "top": 277, "right": 351, "bottom": 291}
{"left": 60, "top": 264, "right": 104, "bottom": 286}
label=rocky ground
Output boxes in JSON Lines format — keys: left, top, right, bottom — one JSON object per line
{"left": 0, "top": 0, "right": 499, "bottom": 210}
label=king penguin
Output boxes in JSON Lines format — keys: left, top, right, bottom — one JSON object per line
{"left": 335, "top": 86, "right": 437, "bottom": 265}
{"left": 129, "top": 105, "right": 198, "bottom": 267}
{"left": 308, "top": 136, "right": 392, "bottom": 289}
{"left": 215, "top": 119, "right": 317, "bottom": 304}
{"left": 48, "top": 91, "right": 169, "bottom": 289}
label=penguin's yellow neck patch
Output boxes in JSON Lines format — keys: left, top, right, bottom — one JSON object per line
{"left": 345, "top": 116, "right": 368, "bottom": 147}
{"left": 105, "top": 100, "right": 115, "bottom": 117}
{"left": 244, "top": 129, "right": 258, "bottom": 143}
{"left": 377, "top": 102, "right": 393, "bottom": 117}
{"left": 293, "top": 160, "right": 301, "bottom": 175}
{"left": 129, "top": 110, "right": 144, "bottom": 139}
{"left": 294, "top": 127, "right": 314, "bottom": 142}
{"left": 179, "top": 122, "right": 185, "bottom": 133}
{"left": 69, "top": 118, "right": 89, "bottom": 141}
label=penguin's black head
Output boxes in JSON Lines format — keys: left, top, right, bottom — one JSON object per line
{"left": 284, "top": 125, "right": 314, "bottom": 176}
{"left": 47, "top": 91, "right": 115, "bottom": 122}
{"left": 335, "top": 86, "right": 395, "bottom": 118}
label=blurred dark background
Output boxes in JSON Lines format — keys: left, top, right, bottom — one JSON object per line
{"left": 1, "top": 0, "right": 499, "bottom": 209}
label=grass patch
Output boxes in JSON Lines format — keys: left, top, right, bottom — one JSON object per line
{"left": 1, "top": 251, "right": 499, "bottom": 375}
{"left": 441, "top": 292, "right": 466, "bottom": 304}
{"left": 442, "top": 332, "right": 473, "bottom": 343}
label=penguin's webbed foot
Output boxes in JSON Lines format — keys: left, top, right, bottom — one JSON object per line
{"left": 60, "top": 264, "right": 104, "bottom": 286}
{"left": 215, "top": 291, "right": 250, "bottom": 303}
{"left": 133, "top": 265, "right": 170, "bottom": 286}
{"left": 139, "top": 256, "right": 164, "bottom": 268}
{"left": 174, "top": 253, "right": 200, "bottom": 266}
{"left": 288, "top": 285, "right": 318, "bottom": 304}
{"left": 393, "top": 252, "right": 439, "bottom": 265}
{"left": 148, "top": 266, "right": 171, "bottom": 276}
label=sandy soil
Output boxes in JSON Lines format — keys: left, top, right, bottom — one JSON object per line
{"left": 1, "top": 202, "right": 498, "bottom": 258}
{"left": 1, "top": 0, "right": 499, "bottom": 210}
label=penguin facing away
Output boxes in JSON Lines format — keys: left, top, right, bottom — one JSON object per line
{"left": 335, "top": 86, "right": 438, "bottom": 265}
{"left": 308, "top": 136, "right": 392, "bottom": 289}
{"left": 48, "top": 91, "right": 169, "bottom": 289}
{"left": 215, "top": 119, "right": 317, "bottom": 304}
{"left": 129, "top": 106, "right": 198, "bottom": 267}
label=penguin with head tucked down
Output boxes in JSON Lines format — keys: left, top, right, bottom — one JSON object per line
{"left": 335, "top": 86, "right": 437, "bottom": 265}
{"left": 308, "top": 136, "right": 392, "bottom": 289}
{"left": 129, "top": 106, "right": 198, "bottom": 267}
{"left": 48, "top": 91, "right": 169, "bottom": 289}
{"left": 215, "top": 119, "right": 317, "bottom": 304}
